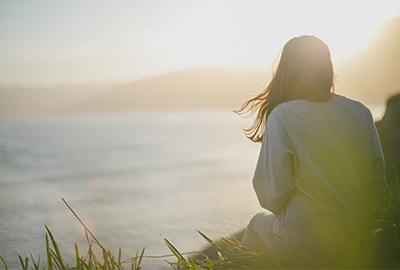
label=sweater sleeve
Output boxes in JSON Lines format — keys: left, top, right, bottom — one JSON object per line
{"left": 252, "top": 107, "right": 296, "bottom": 215}
{"left": 365, "top": 108, "right": 385, "bottom": 193}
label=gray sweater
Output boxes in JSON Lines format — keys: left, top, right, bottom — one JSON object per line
{"left": 252, "top": 93, "right": 385, "bottom": 258}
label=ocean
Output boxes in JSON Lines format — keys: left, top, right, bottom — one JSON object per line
{"left": 0, "top": 111, "right": 262, "bottom": 269}
{"left": 0, "top": 106, "right": 385, "bottom": 269}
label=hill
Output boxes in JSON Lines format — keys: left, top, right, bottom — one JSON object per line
{"left": 65, "top": 66, "right": 267, "bottom": 112}
{"left": 337, "top": 15, "right": 400, "bottom": 103}
{"left": 1, "top": 16, "right": 399, "bottom": 114}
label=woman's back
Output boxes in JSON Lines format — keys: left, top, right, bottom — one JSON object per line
{"left": 252, "top": 93, "right": 385, "bottom": 265}
{"left": 238, "top": 36, "right": 385, "bottom": 267}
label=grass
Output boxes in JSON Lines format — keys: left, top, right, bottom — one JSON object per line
{"left": 373, "top": 173, "right": 400, "bottom": 268}
{"left": 0, "top": 198, "right": 261, "bottom": 270}
{"left": 0, "top": 219, "right": 259, "bottom": 270}
{"left": 1, "top": 173, "right": 400, "bottom": 269}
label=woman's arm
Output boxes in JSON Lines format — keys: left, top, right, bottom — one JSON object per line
{"left": 365, "top": 108, "right": 386, "bottom": 202}
{"left": 252, "top": 107, "right": 296, "bottom": 215}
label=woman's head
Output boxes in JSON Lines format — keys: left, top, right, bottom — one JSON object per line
{"left": 235, "top": 35, "right": 335, "bottom": 142}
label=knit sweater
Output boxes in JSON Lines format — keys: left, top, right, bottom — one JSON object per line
{"left": 252, "top": 93, "right": 385, "bottom": 260}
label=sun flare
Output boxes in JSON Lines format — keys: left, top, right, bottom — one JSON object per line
{"left": 165, "top": 0, "right": 400, "bottom": 68}
{"left": 0, "top": 0, "right": 399, "bottom": 85}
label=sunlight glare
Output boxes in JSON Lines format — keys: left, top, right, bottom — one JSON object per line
{"left": 163, "top": 0, "right": 400, "bottom": 68}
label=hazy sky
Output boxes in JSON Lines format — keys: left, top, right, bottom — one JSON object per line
{"left": 1, "top": 0, "right": 399, "bottom": 86}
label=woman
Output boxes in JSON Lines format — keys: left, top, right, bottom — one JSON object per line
{"left": 235, "top": 35, "right": 385, "bottom": 267}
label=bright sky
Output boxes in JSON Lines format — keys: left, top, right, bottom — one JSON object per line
{"left": 0, "top": 0, "right": 399, "bottom": 86}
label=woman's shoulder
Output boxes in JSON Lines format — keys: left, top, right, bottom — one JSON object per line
{"left": 276, "top": 93, "right": 370, "bottom": 113}
{"left": 335, "top": 94, "right": 373, "bottom": 117}
{"left": 268, "top": 93, "right": 373, "bottom": 123}
{"left": 267, "top": 102, "right": 290, "bottom": 122}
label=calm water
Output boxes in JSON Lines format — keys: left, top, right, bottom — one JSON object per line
{"left": 0, "top": 111, "right": 262, "bottom": 269}
{"left": 0, "top": 106, "right": 385, "bottom": 269}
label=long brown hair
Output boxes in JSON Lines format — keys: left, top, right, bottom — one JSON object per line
{"left": 234, "top": 35, "right": 335, "bottom": 142}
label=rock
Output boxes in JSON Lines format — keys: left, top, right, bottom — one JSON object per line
{"left": 376, "top": 92, "right": 400, "bottom": 183}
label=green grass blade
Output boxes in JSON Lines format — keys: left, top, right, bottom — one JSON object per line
{"left": 48, "top": 249, "right": 63, "bottom": 270}
{"left": 29, "top": 253, "right": 40, "bottom": 270}
{"left": 136, "top": 247, "right": 145, "bottom": 270}
{"left": 102, "top": 249, "right": 111, "bottom": 269}
{"left": 164, "top": 238, "right": 189, "bottom": 268}
{"left": 78, "top": 258, "right": 89, "bottom": 270}
{"left": 45, "top": 225, "right": 65, "bottom": 269}
{"left": 0, "top": 256, "right": 9, "bottom": 270}
{"left": 220, "top": 236, "right": 244, "bottom": 250}
{"left": 188, "top": 257, "right": 199, "bottom": 269}
{"left": 74, "top": 242, "right": 80, "bottom": 269}
{"left": 45, "top": 234, "right": 53, "bottom": 270}
{"left": 197, "top": 231, "right": 213, "bottom": 244}
{"left": 117, "top": 248, "right": 122, "bottom": 269}
{"left": 18, "top": 255, "right": 28, "bottom": 270}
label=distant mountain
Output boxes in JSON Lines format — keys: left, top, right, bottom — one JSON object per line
{"left": 65, "top": 66, "right": 267, "bottom": 112}
{"left": 65, "top": 15, "right": 400, "bottom": 112}
{"left": 0, "top": 83, "right": 116, "bottom": 114}
{"left": 1, "top": 16, "right": 399, "bottom": 114}
{"left": 337, "top": 15, "right": 400, "bottom": 103}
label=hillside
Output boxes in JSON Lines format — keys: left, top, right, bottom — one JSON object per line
{"left": 1, "top": 16, "right": 399, "bottom": 114}
{"left": 58, "top": 15, "right": 400, "bottom": 112}
{"left": 337, "top": 15, "right": 400, "bottom": 103}
{"left": 65, "top": 66, "right": 267, "bottom": 112}
{"left": 0, "top": 84, "right": 115, "bottom": 114}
